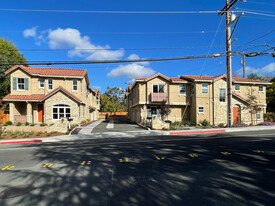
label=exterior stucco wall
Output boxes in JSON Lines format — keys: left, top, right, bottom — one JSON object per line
{"left": 213, "top": 79, "right": 227, "bottom": 125}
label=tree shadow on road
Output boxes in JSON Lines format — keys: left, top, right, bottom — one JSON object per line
{"left": 1, "top": 133, "right": 275, "bottom": 206}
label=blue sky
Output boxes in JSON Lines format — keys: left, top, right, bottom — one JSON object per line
{"left": 1, "top": 0, "right": 274, "bottom": 92}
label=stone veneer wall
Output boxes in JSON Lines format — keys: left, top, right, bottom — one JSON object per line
{"left": 44, "top": 91, "right": 82, "bottom": 125}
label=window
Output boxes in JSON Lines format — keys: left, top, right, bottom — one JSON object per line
{"left": 48, "top": 79, "right": 53, "bottom": 90}
{"left": 202, "top": 83, "right": 208, "bottom": 94}
{"left": 219, "top": 88, "right": 226, "bottom": 102}
{"left": 257, "top": 110, "right": 261, "bottom": 120}
{"left": 73, "top": 80, "right": 77, "bottom": 91}
{"left": 153, "top": 84, "right": 165, "bottom": 93}
{"left": 235, "top": 84, "right": 240, "bottom": 91}
{"left": 179, "top": 85, "right": 186, "bottom": 95}
{"left": 198, "top": 106, "right": 204, "bottom": 113}
{"left": 52, "top": 104, "right": 70, "bottom": 120}
{"left": 17, "top": 78, "right": 25, "bottom": 90}
{"left": 39, "top": 79, "right": 45, "bottom": 88}
{"left": 259, "top": 86, "right": 263, "bottom": 92}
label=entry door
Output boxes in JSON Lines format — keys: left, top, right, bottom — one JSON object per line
{"left": 38, "top": 104, "right": 44, "bottom": 123}
{"left": 233, "top": 107, "right": 239, "bottom": 124}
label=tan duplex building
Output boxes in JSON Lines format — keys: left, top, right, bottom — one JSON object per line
{"left": 3, "top": 65, "right": 100, "bottom": 124}
{"left": 126, "top": 73, "right": 271, "bottom": 126}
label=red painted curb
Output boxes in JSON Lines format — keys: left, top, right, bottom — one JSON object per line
{"left": 170, "top": 130, "right": 226, "bottom": 135}
{"left": 70, "top": 127, "right": 78, "bottom": 134}
{"left": 0, "top": 140, "right": 42, "bottom": 145}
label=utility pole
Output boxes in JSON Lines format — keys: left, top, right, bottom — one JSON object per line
{"left": 218, "top": 0, "right": 238, "bottom": 127}
{"left": 241, "top": 53, "right": 246, "bottom": 78}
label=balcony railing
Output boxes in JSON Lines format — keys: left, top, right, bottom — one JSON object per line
{"left": 150, "top": 93, "right": 168, "bottom": 102}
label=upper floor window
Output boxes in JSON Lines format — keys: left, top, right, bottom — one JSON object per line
{"left": 48, "top": 79, "right": 53, "bottom": 90}
{"left": 179, "top": 85, "right": 186, "bottom": 95}
{"left": 219, "top": 88, "right": 226, "bottom": 102}
{"left": 18, "top": 78, "right": 25, "bottom": 90}
{"left": 39, "top": 79, "right": 45, "bottom": 88}
{"left": 13, "top": 77, "right": 28, "bottom": 91}
{"left": 73, "top": 80, "right": 78, "bottom": 91}
{"left": 202, "top": 83, "right": 208, "bottom": 94}
{"left": 235, "top": 84, "right": 240, "bottom": 91}
{"left": 259, "top": 86, "right": 263, "bottom": 92}
{"left": 153, "top": 84, "right": 165, "bottom": 93}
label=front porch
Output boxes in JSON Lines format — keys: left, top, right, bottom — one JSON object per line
{"left": 10, "top": 102, "right": 43, "bottom": 124}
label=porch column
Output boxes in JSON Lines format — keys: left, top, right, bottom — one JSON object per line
{"left": 27, "top": 102, "right": 33, "bottom": 123}
{"left": 9, "top": 103, "right": 14, "bottom": 123}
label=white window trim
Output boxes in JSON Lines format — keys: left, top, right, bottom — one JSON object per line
{"left": 256, "top": 110, "right": 261, "bottom": 120}
{"left": 39, "top": 79, "right": 45, "bottom": 89}
{"left": 73, "top": 80, "right": 78, "bottom": 92}
{"left": 201, "top": 83, "right": 208, "bottom": 94}
{"left": 219, "top": 88, "right": 226, "bottom": 103}
{"left": 17, "top": 78, "right": 25, "bottom": 91}
{"left": 52, "top": 104, "right": 71, "bottom": 120}
{"left": 48, "top": 79, "right": 53, "bottom": 91}
{"left": 258, "top": 86, "right": 264, "bottom": 92}
{"left": 198, "top": 106, "right": 204, "bottom": 114}
{"left": 179, "top": 84, "right": 186, "bottom": 96}
{"left": 152, "top": 83, "right": 165, "bottom": 93}
{"left": 235, "top": 84, "right": 240, "bottom": 91}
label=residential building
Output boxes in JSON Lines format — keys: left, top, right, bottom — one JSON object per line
{"left": 3, "top": 65, "right": 100, "bottom": 124}
{"left": 126, "top": 72, "right": 271, "bottom": 125}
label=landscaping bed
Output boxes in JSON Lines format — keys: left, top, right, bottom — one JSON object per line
{"left": 0, "top": 131, "right": 65, "bottom": 140}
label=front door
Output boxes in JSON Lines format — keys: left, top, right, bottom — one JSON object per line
{"left": 38, "top": 104, "right": 44, "bottom": 123}
{"left": 233, "top": 107, "right": 239, "bottom": 124}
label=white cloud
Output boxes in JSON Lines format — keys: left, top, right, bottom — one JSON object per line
{"left": 23, "top": 27, "right": 37, "bottom": 38}
{"left": 48, "top": 28, "right": 124, "bottom": 60}
{"left": 127, "top": 54, "right": 149, "bottom": 66}
{"left": 92, "top": 86, "right": 101, "bottom": 90}
{"left": 236, "top": 62, "right": 275, "bottom": 76}
{"left": 107, "top": 63, "right": 155, "bottom": 81}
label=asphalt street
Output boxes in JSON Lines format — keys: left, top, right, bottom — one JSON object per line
{"left": 0, "top": 130, "right": 275, "bottom": 206}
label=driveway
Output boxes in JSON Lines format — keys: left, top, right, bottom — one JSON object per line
{"left": 78, "top": 119, "right": 145, "bottom": 135}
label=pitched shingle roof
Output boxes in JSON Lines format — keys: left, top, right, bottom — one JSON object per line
{"left": 5, "top": 65, "right": 87, "bottom": 77}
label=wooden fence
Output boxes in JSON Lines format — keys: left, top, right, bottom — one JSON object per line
{"left": 0, "top": 110, "right": 9, "bottom": 124}
{"left": 99, "top": 112, "right": 128, "bottom": 119}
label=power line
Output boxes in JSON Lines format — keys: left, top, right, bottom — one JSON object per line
{"left": 0, "top": 52, "right": 272, "bottom": 66}
{"left": 235, "top": 29, "right": 275, "bottom": 51}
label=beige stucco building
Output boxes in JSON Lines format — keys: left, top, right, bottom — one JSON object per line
{"left": 3, "top": 65, "right": 100, "bottom": 124}
{"left": 126, "top": 73, "right": 271, "bottom": 126}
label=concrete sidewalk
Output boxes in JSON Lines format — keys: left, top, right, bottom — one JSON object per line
{"left": 0, "top": 124, "right": 275, "bottom": 145}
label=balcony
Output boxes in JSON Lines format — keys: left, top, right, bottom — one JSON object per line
{"left": 150, "top": 93, "right": 168, "bottom": 102}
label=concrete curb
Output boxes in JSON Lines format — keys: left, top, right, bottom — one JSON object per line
{"left": 137, "top": 124, "right": 150, "bottom": 130}
{"left": 0, "top": 125, "right": 274, "bottom": 145}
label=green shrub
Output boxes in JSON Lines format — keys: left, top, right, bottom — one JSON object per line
{"left": 5, "top": 121, "right": 12, "bottom": 126}
{"left": 30, "top": 131, "right": 35, "bottom": 135}
{"left": 12, "top": 135, "right": 17, "bottom": 138}
{"left": 50, "top": 123, "right": 54, "bottom": 126}
{"left": 86, "top": 119, "right": 91, "bottom": 122}
{"left": 7, "top": 130, "right": 13, "bottom": 135}
{"left": 30, "top": 124, "right": 35, "bottom": 126}
{"left": 199, "top": 119, "right": 210, "bottom": 127}
{"left": 25, "top": 122, "right": 29, "bottom": 126}
{"left": 15, "top": 131, "right": 20, "bottom": 135}
{"left": 81, "top": 120, "right": 87, "bottom": 124}
{"left": 50, "top": 131, "right": 57, "bottom": 134}
{"left": 3, "top": 123, "right": 8, "bottom": 126}
{"left": 46, "top": 133, "right": 51, "bottom": 137}
{"left": 40, "top": 123, "right": 47, "bottom": 127}
{"left": 218, "top": 123, "right": 225, "bottom": 128}
{"left": 16, "top": 122, "right": 22, "bottom": 126}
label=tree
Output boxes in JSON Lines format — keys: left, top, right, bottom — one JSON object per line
{"left": 245, "top": 89, "right": 261, "bottom": 125}
{"left": 0, "top": 38, "right": 27, "bottom": 97}
{"left": 160, "top": 100, "right": 171, "bottom": 120}
{"left": 100, "top": 87, "right": 126, "bottom": 112}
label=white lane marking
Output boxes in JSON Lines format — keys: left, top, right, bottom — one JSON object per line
{"left": 106, "top": 120, "right": 114, "bottom": 129}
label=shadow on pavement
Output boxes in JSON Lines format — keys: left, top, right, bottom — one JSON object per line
{"left": 1, "top": 133, "right": 275, "bottom": 205}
